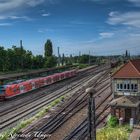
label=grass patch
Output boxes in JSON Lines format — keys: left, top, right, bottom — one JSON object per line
{"left": 97, "top": 115, "right": 132, "bottom": 140}
{"left": 78, "top": 64, "right": 89, "bottom": 69}
{"left": 0, "top": 96, "right": 64, "bottom": 140}
{"left": 97, "top": 125, "right": 131, "bottom": 140}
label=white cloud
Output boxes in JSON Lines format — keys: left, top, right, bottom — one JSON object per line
{"left": 0, "top": 0, "right": 45, "bottom": 21}
{"left": 0, "top": 23, "right": 12, "bottom": 26}
{"left": 70, "top": 20, "right": 92, "bottom": 25}
{"left": 107, "top": 11, "right": 140, "bottom": 28}
{"left": 99, "top": 32, "right": 114, "bottom": 38}
{"left": 42, "top": 13, "right": 50, "bottom": 17}
{"left": 38, "top": 28, "right": 54, "bottom": 33}
{"left": 27, "top": 0, "right": 44, "bottom": 7}
{"left": 108, "top": 11, "right": 118, "bottom": 17}
{"left": 128, "top": 0, "right": 140, "bottom": 6}
{"left": 0, "top": 0, "right": 45, "bottom": 13}
{"left": 78, "top": 33, "right": 140, "bottom": 55}
{"left": 0, "top": 15, "right": 30, "bottom": 20}
{"left": 129, "top": 33, "right": 140, "bottom": 37}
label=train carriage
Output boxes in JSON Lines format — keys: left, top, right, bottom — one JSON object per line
{"left": 52, "top": 73, "right": 61, "bottom": 83}
{"left": 0, "top": 69, "right": 77, "bottom": 100}
{"left": 31, "top": 80, "right": 36, "bottom": 90}
{"left": 60, "top": 72, "right": 65, "bottom": 79}
{"left": 21, "top": 81, "right": 32, "bottom": 93}
{"left": 65, "top": 71, "right": 71, "bottom": 78}
{"left": 34, "top": 78, "right": 41, "bottom": 88}
{"left": 38, "top": 78, "right": 45, "bottom": 87}
{"left": 45, "top": 76, "right": 53, "bottom": 85}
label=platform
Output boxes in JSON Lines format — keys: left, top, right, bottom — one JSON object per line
{"left": 129, "top": 125, "right": 140, "bottom": 140}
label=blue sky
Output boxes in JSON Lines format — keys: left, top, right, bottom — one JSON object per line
{"left": 0, "top": 0, "right": 140, "bottom": 56}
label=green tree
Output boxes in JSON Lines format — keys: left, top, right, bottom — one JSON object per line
{"left": 23, "top": 50, "right": 33, "bottom": 69}
{"left": 44, "top": 39, "right": 57, "bottom": 68}
{"left": 0, "top": 46, "right": 8, "bottom": 71}
{"left": 7, "top": 48, "right": 15, "bottom": 71}
{"left": 44, "top": 56, "right": 57, "bottom": 68}
{"left": 44, "top": 39, "right": 53, "bottom": 59}
{"left": 79, "top": 55, "right": 89, "bottom": 64}
{"left": 62, "top": 53, "right": 65, "bottom": 66}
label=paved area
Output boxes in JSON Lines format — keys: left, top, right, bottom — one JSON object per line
{"left": 129, "top": 126, "right": 140, "bottom": 140}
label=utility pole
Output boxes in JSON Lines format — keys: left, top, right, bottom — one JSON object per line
{"left": 86, "top": 88, "right": 96, "bottom": 140}
{"left": 89, "top": 51, "right": 91, "bottom": 65}
{"left": 20, "top": 40, "right": 24, "bottom": 69}
{"left": 57, "top": 47, "right": 61, "bottom": 66}
{"left": 20, "top": 40, "right": 23, "bottom": 49}
{"left": 79, "top": 51, "right": 81, "bottom": 57}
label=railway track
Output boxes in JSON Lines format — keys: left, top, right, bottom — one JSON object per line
{"left": 0, "top": 74, "right": 94, "bottom": 117}
{"left": 63, "top": 83, "right": 112, "bottom": 140}
{"left": 66, "top": 107, "right": 111, "bottom": 140}
{"left": 0, "top": 65, "right": 110, "bottom": 132}
{"left": 0, "top": 65, "right": 103, "bottom": 114}
{"left": 0, "top": 65, "right": 100, "bottom": 112}
{"left": 15, "top": 69, "right": 111, "bottom": 140}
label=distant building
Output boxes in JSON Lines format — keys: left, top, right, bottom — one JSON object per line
{"left": 110, "top": 59, "right": 140, "bottom": 124}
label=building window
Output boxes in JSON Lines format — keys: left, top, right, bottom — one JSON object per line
{"left": 131, "top": 84, "right": 134, "bottom": 90}
{"left": 124, "top": 84, "right": 127, "bottom": 89}
{"left": 120, "top": 84, "right": 123, "bottom": 89}
{"left": 127, "top": 84, "right": 130, "bottom": 89}
{"left": 134, "top": 84, "right": 138, "bottom": 92}
{"left": 117, "top": 84, "right": 119, "bottom": 89}
{"left": 116, "top": 82, "right": 138, "bottom": 92}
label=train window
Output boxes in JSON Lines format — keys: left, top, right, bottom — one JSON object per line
{"left": 20, "top": 85, "right": 24, "bottom": 91}
{"left": 57, "top": 75, "right": 59, "bottom": 80}
{"left": 48, "top": 78, "right": 52, "bottom": 83}
{"left": 61, "top": 74, "right": 64, "bottom": 79}
{"left": 13, "top": 87, "right": 17, "bottom": 92}
{"left": 31, "top": 82, "right": 35, "bottom": 86}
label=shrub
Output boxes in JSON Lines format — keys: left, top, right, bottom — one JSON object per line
{"left": 107, "top": 115, "right": 118, "bottom": 127}
{"left": 78, "top": 64, "right": 88, "bottom": 69}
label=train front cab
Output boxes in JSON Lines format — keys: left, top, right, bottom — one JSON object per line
{"left": 0, "top": 86, "right": 5, "bottom": 100}
{"left": 5, "top": 84, "right": 21, "bottom": 98}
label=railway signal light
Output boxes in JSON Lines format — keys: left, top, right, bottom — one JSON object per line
{"left": 86, "top": 87, "right": 96, "bottom": 140}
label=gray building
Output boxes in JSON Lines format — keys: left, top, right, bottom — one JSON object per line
{"left": 110, "top": 59, "right": 140, "bottom": 123}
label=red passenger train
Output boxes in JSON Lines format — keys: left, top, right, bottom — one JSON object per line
{"left": 0, "top": 69, "right": 77, "bottom": 100}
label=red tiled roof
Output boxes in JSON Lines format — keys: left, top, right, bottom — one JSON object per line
{"left": 112, "top": 59, "right": 140, "bottom": 78}
{"left": 130, "top": 59, "right": 140, "bottom": 73}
